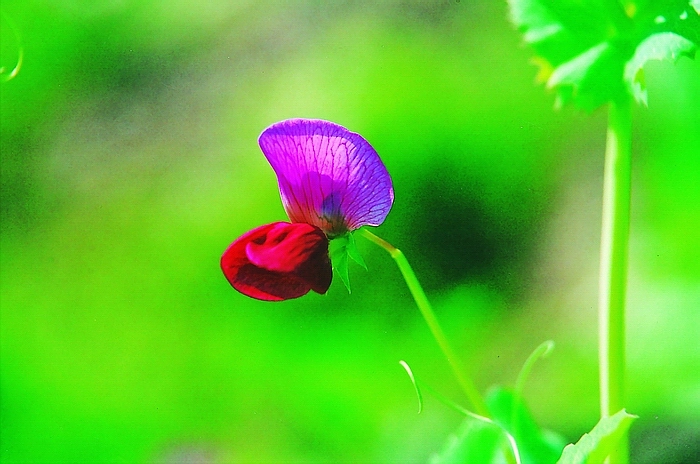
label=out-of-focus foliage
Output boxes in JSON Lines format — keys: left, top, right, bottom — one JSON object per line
{"left": 508, "top": 0, "right": 699, "bottom": 109}
{"left": 487, "top": 388, "right": 567, "bottom": 464}
{"left": 1, "top": 1, "right": 698, "bottom": 463}
{"left": 429, "top": 415, "right": 503, "bottom": 464}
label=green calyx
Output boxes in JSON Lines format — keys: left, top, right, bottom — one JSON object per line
{"left": 329, "top": 231, "right": 367, "bottom": 293}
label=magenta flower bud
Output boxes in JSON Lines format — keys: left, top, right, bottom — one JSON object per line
{"left": 222, "top": 119, "right": 394, "bottom": 301}
{"left": 221, "top": 222, "right": 332, "bottom": 301}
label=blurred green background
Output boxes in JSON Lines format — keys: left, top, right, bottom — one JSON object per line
{"left": 1, "top": 1, "right": 698, "bottom": 462}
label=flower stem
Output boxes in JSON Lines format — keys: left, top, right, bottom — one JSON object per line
{"left": 599, "top": 98, "right": 632, "bottom": 463}
{"left": 359, "top": 228, "right": 489, "bottom": 417}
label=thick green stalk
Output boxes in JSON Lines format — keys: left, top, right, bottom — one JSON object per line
{"left": 359, "top": 228, "right": 489, "bottom": 417}
{"left": 598, "top": 98, "right": 632, "bottom": 463}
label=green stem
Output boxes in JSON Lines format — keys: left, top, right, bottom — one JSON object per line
{"left": 599, "top": 98, "right": 632, "bottom": 463}
{"left": 359, "top": 228, "right": 489, "bottom": 417}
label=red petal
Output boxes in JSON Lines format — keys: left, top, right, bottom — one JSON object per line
{"left": 221, "top": 222, "right": 332, "bottom": 301}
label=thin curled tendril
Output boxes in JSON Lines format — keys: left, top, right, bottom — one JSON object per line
{"left": 1, "top": 12, "right": 24, "bottom": 82}
{"left": 511, "top": 340, "right": 555, "bottom": 435}
{"left": 399, "top": 360, "right": 423, "bottom": 414}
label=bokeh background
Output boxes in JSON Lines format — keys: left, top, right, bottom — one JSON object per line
{"left": 1, "top": 1, "right": 698, "bottom": 462}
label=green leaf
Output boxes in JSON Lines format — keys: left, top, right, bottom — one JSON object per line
{"left": 648, "top": 1, "right": 700, "bottom": 46}
{"left": 487, "top": 388, "right": 567, "bottom": 464}
{"left": 624, "top": 32, "right": 697, "bottom": 105}
{"left": 546, "top": 41, "right": 629, "bottom": 111}
{"left": 430, "top": 417, "right": 503, "bottom": 464}
{"left": 557, "top": 409, "right": 638, "bottom": 464}
{"left": 508, "top": 0, "right": 699, "bottom": 110}
{"left": 508, "top": 0, "right": 611, "bottom": 67}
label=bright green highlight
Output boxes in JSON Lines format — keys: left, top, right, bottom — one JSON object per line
{"left": 359, "top": 228, "right": 489, "bottom": 417}
{"left": 557, "top": 409, "right": 638, "bottom": 464}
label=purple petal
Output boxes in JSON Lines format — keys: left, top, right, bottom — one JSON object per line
{"left": 259, "top": 119, "right": 394, "bottom": 236}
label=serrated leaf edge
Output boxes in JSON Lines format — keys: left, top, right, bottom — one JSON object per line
{"left": 623, "top": 32, "right": 697, "bottom": 105}
{"left": 556, "top": 409, "right": 638, "bottom": 464}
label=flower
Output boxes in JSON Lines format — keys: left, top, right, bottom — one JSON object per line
{"left": 220, "top": 222, "right": 332, "bottom": 301}
{"left": 221, "top": 119, "right": 394, "bottom": 301}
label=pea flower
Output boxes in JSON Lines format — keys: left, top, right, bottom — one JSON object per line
{"left": 221, "top": 119, "right": 394, "bottom": 301}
